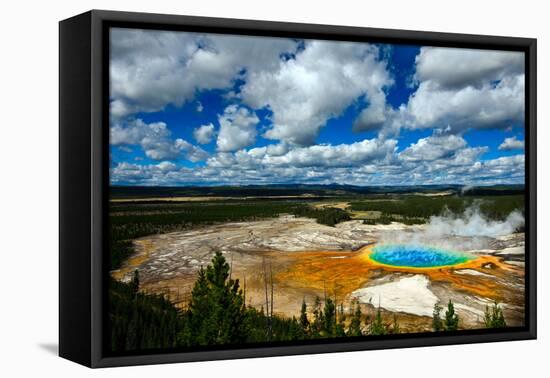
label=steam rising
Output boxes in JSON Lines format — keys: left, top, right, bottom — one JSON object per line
{"left": 379, "top": 206, "right": 524, "bottom": 252}
{"left": 460, "top": 185, "right": 474, "bottom": 195}
{"left": 426, "top": 207, "right": 524, "bottom": 238}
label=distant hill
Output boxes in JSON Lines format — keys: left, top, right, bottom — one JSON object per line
{"left": 110, "top": 183, "right": 525, "bottom": 199}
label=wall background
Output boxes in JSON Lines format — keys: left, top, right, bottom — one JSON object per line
{"left": 0, "top": 0, "right": 546, "bottom": 376}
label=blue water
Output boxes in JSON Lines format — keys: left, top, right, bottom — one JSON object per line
{"left": 370, "top": 244, "right": 473, "bottom": 268}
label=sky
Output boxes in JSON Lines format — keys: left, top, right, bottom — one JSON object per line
{"left": 109, "top": 27, "right": 526, "bottom": 187}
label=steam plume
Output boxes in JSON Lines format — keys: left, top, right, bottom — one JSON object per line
{"left": 379, "top": 206, "right": 524, "bottom": 252}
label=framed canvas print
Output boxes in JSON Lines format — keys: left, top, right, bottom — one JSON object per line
{"left": 59, "top": 10, "right": 537, "bottom": 368}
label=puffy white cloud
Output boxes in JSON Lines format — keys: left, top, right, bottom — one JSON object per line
{"left": 157, "top": 161, "right": 177, "bottom": 172}
{"left": 110, "top": 119, "right": 208, "bottom": 161}
{"left": 400, "top": 134, "right": 467, "bottom": 162}
{"left": 266, "top": 143, "right": 289, "bottom": 156}
{"left": 263, "top": 138, "right": 398, "bottom": 168}
{"left": 414, "top": 47, "right": 524, "bottom": 89}
{"left": 366, "top": 47, "right": 526, "bottom": 137}
{"left": 111, "top": 145, "right": 524, "bottom": 186}
{"left": 111, "top": 161, "right": 180, "bottom": 184}
{"left": 174, "top": 139, "right": 210, "bottom": 162}
{"left": 216, "top": 105, "right": 259, "bottom": 152}
{"left": 240, "top": 40, "right": 393, "bottom": 145}
{"left": 108, "top": 32, "right": 526, "bottom": 187}
{"left": 499, "top": 136, "right": 525, "bottom": 151}
{"left": 353, "top": 102, "right": 389, "bottom": 132}
{"left": 193, "top": 123, "right": 215, "bottom": 144}
{"left": 110, "top": 28, "right": 297, "bottom": 118}
{"left": 111, "top": 119, "right": 170, "bottom": 145}
{"left": 110, "top": 29, "right": 198, "bottom": 118}
{"left": 389, "top": 134, "right": 497, "bottom": 185}
{"left": 450, "top": 154, "right": 525, "bottom": 184}
{"left": 208, "top": 137, "right": 397, "bottom": 170}
{"left": 405, "top": 74, "right": 524, "bottom": 132}
{"left": 398, "top": 47, "right": 525, "bottom": 133}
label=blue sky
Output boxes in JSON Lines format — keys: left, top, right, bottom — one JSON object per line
{"left": 109, "top": 28, "right": 526, "bottom": 186}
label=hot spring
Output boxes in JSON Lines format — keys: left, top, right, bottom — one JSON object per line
{"left": 369, "top": 244, "right": 474, "bottom": 268}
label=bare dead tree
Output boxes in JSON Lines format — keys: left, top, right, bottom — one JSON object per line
{"left": 270, "top": 263, "right": 274, "bottom": 334}
{"left": 243, "top": 274, "right": 247, "bottom": 309}
{"left": 229, "top": 252, "right": 234, "bottom": 281}
{"left": 263, "top": 258, "right": 269, "bottom": 315}
{"left": 333, "top": 281, "right": 337, "bottom": 323}
{"left": 262, "top": 257, "right": 270, "bottom": 340}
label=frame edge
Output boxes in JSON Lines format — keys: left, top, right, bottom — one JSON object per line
{"left": 59, "top": 11, "right": 93, "bottom": 368}
{"left": 83, "top": 9, "right": 537, "bottom": 368}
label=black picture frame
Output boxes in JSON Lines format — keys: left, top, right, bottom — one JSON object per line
{"left": 59, "top": 9, "right": 537, "bottom": 368}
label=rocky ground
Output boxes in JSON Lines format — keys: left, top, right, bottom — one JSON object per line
{"left": 112, "top": 215, "right": 525, "bottom": 332}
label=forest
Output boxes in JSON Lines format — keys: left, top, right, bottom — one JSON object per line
{"left": 350, "top": 195, "right": 524, "bottom": 221}
{"left": 109, "top": 251, "right": 507, "bottom": 352}
{"left": 109, "top": 186, "right": 520, "bottom": 352}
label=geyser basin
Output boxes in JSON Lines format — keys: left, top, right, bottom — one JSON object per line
{"left": 370, "top": 244, "right": 474, "bottom": 268}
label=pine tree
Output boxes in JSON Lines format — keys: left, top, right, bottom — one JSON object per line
{"left": 347, "top": 299, "right": 362, "bottom": 337}
{"left": 299, "top": 298, "right": 310, "bottom": 335}
{"left": 288, "top": 316, "right": 303, "bottom": 340}
{"left": 444, "top": 300, "right": 459, "bottom": 331}
{"left": 484, "top": 302, "right": 507, "bottom": 328}
{"left": 184, "top": 266, "right": 209, "bottom": 344}
{"left": 183, "top": 252, "right": 247, "bottom": 346}
{"left": 432, "top": 303, "right": 444, "bottom": 331}
{"left": 109, "top": 277, "right": 182, "bottom": 352}
{"left": 130, "top": 269, "right": 140, "bottom": 297}
{"left": 323, "top": 297, "right": 336, "bottom": 337}
{"left": 370, "top": 305, "right": 387, "bottom": 335}
{"left": 335, "top": 303, "right": 346, "bottom": 337}
{"left": 311, "top": 296, "right": 323, "bottom": 338}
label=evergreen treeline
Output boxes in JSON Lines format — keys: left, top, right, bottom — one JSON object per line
{"left": 484, "top": 302, "right": 507, "bottom": 328}
{"left": 363, "top": 214, "right": 424, "bottom": 226}
{"left": 432, "top": 300, "right": 459, "bottom": 331}
{"left": 109, "top": 271, "right": 183, "bottom": 352}
{"left": 292, "top": 206, "right": 351, "bottom": 227}
{"left": 110, "top": 252, "right": 398, "bottom": 352}
{"left": 350, "top": 195, "right": 524, "bottom": 222}
{"left": 431, "top": 299, "right": 505, "bottom": 332}
{"left": 110, "top": 252, "right": 507, "bottom": 352}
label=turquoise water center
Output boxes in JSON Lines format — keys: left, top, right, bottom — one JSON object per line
{"left": 370, "top": 244, "right": 474, "bottom": 268}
